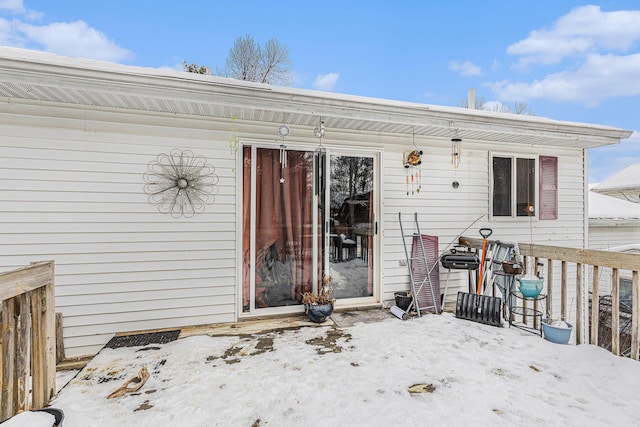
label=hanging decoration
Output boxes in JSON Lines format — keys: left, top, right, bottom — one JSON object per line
{"left": 314, "top": 118, "right": 326, "bottom": 197}
{"left": 277, "top": 124, "right": 289, "bottom": 184}
{"left": 229, "top": 116, "right": 240, "bottom": 173}
{"left": 451, "top": 138, "right": 462, "bottom": 169}
{"left": 143, "top": 149, "right": 219, "bottom": 218}
{"left": 405, "top": 150, "right": 422, "bottom": 167}
{"left": 314, "top": 118, "right": 326, "bottom": 150}
{"left": 403, "top": 129, "right": 423, "bottom": 196}
{"left": 449, "top": 123, "right": 463, "bottom": 189}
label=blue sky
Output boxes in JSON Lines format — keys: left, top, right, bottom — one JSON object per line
{"left": 0, "top": 1, "right": 638, "bottom": 183}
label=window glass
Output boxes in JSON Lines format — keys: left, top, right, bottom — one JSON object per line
{"left": 620, "top": 278, "right": 633, "bottom": 308}
{"left": 492, "top": 157, "right": 512, "bottom": 216}
{"left": 492, "top": 154, "right": 558, "bottom": 220}
{"left": 516, "top": 158, "right": 536, "bottom": 217}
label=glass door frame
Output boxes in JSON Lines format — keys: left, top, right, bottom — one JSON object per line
{"left": 323, "top": 147, "right": 380, "bottom": 307}
{"left": 239, "top": 141, "right": 381, "bottom": 317}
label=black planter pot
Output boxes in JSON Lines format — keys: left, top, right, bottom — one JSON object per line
{"left": 33, "top": 408, "right": 65, "bottom": 427}
{"left": 306, "top": 303, "right": 334, "bottom": 323}
{"left": 394, "top": 291, "right": 412, "bottom": 311}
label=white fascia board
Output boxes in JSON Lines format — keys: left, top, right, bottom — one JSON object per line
{"left": 0, "top": 47, "right": 633, "bottom": 148}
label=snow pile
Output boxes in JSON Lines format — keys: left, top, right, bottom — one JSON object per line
{"left": 2, "top": 411, "right": 55, "bottom": 427}
{"left": 46, "top": 313, "right": 640, "bottom": 427}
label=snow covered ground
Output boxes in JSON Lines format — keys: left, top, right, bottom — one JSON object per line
{"left": 12, "top": 311, "right": 640, "bottom": 426}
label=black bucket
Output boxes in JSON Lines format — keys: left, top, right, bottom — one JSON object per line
{"left": 455, "top": 292, "right": 502, "bottom": 327}
{"left": 394, "top": 291, "right": 412, "bottom": 312}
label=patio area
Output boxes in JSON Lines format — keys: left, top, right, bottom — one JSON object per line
{"left": 44, "top": 310, "right": 640, "bottom": 426}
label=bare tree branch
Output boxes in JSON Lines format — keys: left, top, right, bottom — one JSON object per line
{"left": 217, "top": 34, "right": 292, "bottom": 86}
{"left": 260, "top": 39, "right": 292, "bottom": 85}
{"left": 458, "top": 96, "right": 487, "bottom": 110}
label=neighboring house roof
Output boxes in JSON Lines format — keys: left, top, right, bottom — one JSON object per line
{"left": 607, "top": 243, "right": 640, "bottom": 254}
{"left": 589, "top": 190, "right": 640, "bottom": 224}
{"left": 0, "top": 46, "right": 633, "bottom": 149}
{"left": 592, "top": 163, "right": 640, "bottom": 193}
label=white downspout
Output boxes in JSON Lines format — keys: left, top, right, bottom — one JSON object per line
{"left": 581, "top": 148, "right": 590, "bottom": 342}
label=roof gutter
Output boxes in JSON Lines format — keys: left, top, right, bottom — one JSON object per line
{"left": 0, "top": 48, "right": 633, "bottom": 148}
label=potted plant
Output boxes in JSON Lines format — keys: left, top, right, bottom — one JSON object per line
{"left": 302, "top": 276, "right": 336, "bottom": 323}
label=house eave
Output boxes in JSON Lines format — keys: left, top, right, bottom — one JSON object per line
{"left": 0, "top": 47, "right": 632, "bottom": 149}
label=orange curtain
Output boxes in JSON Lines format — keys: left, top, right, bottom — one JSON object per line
{"left": 242, "top": 147, "right": 252, "bottom": 310}
{"left": 243, "top": 148, "right": 313, "bottom": 309}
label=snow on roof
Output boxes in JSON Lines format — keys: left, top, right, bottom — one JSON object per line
{"left": 589, "top": 190, "right": 640, "bottom": 219}
{"left": 0, "top": 46, "right": 633, "bottom": 154}
{"left": 592, "top": 163, "right": 640, "bottom": 191}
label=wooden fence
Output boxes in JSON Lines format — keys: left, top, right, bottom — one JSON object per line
{"left": 0, "top": 261, "right": 56, "bottom": 422}
{"left": 460, "top": 237, "right": 640, "bottom": 361}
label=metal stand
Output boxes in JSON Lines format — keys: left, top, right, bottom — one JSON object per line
{"left": 509, "top": 290, "right": 546, "bottom": 336}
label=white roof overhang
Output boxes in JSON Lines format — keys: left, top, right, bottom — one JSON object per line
{"left": 0, "top": 47, "right": 632, "bottom": 149}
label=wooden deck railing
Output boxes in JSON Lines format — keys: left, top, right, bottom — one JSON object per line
{"left": 0, "top": 261, "right": 56, "bottom": 422}
{"left": 459, "top": 237, "right": 640, "bottom": 361}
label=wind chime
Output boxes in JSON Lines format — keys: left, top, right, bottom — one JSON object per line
{"left": 277, "top": 124, "right": 289, "bottom": 184}
{"left": 314, "top": 118, "right": 326, "bottom": 197}
{"left": 450, "top": 126, "right": 463, "bottom": 189}
{"left": 451, "top": 138, "right": 462, "bottom": 169}
{"left": 404, "top": 130, "right": 423, "bottom": 196}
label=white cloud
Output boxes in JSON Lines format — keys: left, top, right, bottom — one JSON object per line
{"left": 449, "top": 61, "right": 482, "bottom": 76}
{"left": 490, "top": 53, "right": 640, "bottom": 105}
{"left": 0, "top": 4, "right": 131, "bottom": 62}
{"left": 312, "top": 73, "right": 339, "bottom": 91}
{"left": 0, "top": 0, "right": 24, "bottom": 13}
{"left": 492, "top": 6, "right": 640, "bottom": 106}
{"left": 0, "top": 0, "right": 41, "bottom": 19}
{"left": 508, "top": 5, "right": 640, "bottom": 66}
{"left": 15, "top": 20, "right": 133, "bottom": 62}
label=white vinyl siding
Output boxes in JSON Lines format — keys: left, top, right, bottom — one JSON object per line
{"left": 0, "top": 106, "right": 238, "bottom": 357}
{"left": 589, "top": 225, "right": 640, "bottom": 250}
{"left": 0, "top": 100, "right": 590, "bottom": 357}
{"left": 381, "top": 138, "right": 584, "bottom": 322}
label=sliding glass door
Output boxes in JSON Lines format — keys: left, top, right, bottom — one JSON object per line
{"left": 242, "top": 145, "right": 376, "bottom": 313}
{"left": 327, "top": 154, "right": 374, "bottom": 299}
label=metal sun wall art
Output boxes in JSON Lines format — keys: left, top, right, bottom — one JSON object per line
{"left": 143, "top": 149, "right": 219, "bottom": 218}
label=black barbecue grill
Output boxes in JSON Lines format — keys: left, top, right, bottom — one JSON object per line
{"left": 440, "top": 251, "right": 480, "bottom": 270}
{"left": 439, "top": 247, "right": 481, "bottom": 316}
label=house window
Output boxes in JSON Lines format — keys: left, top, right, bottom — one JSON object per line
{"left": 491, "top": 155, "right": 558, "bottom": 219}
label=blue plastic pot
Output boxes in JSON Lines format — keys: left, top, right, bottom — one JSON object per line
{"left": 542, "top": 320, "right": 573, "bottom": 344}
{"left": 518, "top": 278, "right": 543, "bottom": 298}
